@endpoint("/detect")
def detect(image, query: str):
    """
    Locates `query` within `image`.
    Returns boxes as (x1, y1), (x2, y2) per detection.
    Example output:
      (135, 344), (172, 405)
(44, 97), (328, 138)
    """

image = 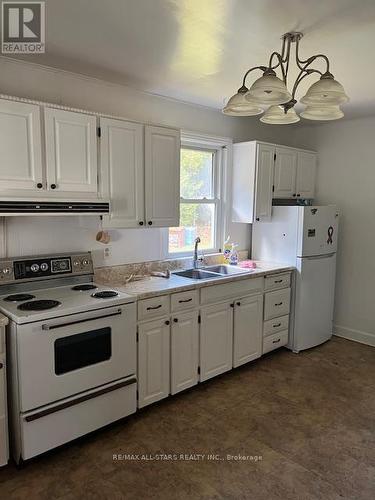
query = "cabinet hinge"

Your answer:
(272, 184), (275, 192)
(197, 366), (201, 375)
(274, 153), (276, 161)
(198, 315), (201, 324)
(97, 127), (101, 138)
(136, 331), (139, 342)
